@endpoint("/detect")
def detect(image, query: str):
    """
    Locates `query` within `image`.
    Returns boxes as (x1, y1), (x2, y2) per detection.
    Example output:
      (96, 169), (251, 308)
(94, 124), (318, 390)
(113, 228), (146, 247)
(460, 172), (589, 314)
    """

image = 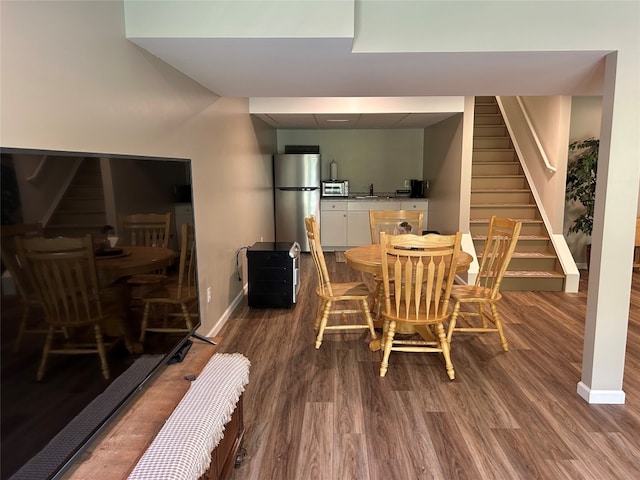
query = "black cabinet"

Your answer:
(247, 242), (300, 308)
